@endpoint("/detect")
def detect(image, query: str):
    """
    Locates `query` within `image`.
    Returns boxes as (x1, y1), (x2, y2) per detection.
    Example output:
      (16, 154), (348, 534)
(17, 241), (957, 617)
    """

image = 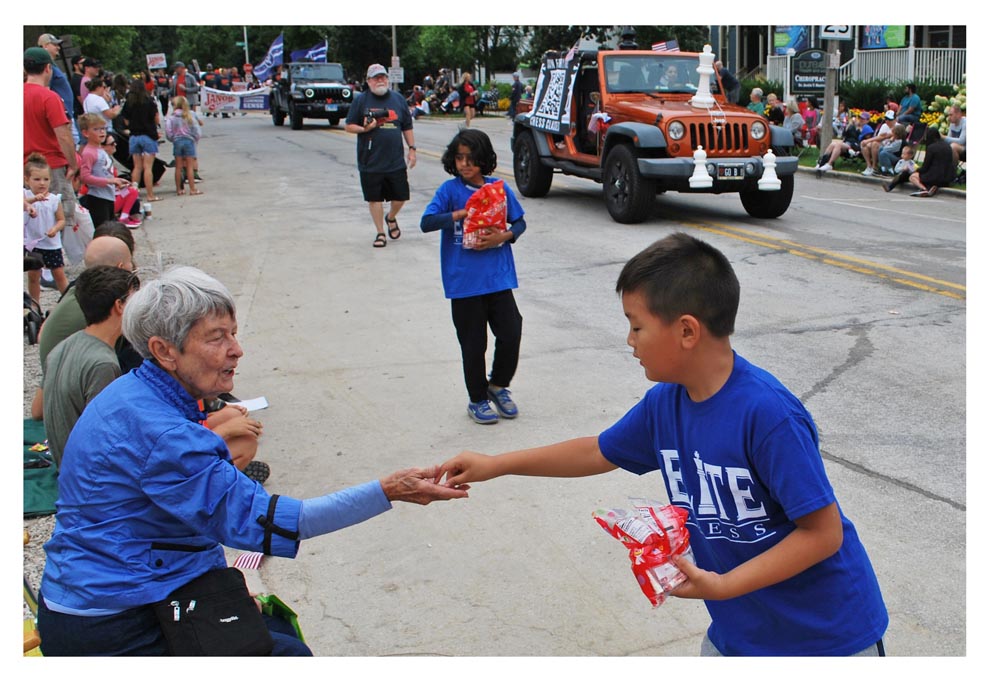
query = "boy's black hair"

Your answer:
(615, 232), (739, 337)
(441, 128), (497, 176)
(76, 265), (140, 326)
